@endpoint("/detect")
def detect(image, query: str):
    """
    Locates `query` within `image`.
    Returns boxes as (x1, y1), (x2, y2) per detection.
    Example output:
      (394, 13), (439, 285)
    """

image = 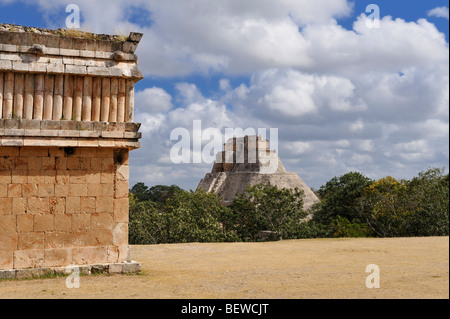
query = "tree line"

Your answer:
(128, 167), (449, 244)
